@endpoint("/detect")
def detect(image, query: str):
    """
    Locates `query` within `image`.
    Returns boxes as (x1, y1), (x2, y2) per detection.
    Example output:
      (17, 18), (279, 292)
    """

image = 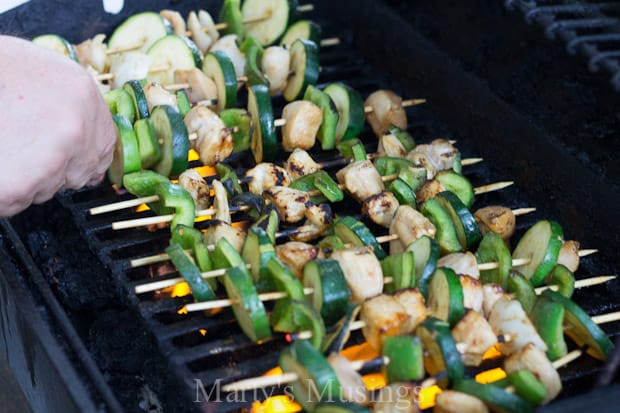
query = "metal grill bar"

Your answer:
(506, 0), (620, 90)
